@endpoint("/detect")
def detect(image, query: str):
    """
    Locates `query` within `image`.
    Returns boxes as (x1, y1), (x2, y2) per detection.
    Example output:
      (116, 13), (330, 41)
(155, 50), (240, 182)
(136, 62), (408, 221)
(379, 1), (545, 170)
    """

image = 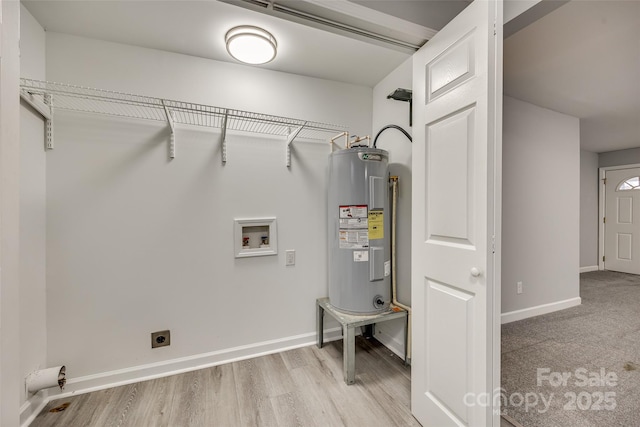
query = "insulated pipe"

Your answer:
(353, 135), (371, 148)
(330, 131), (349, 152)
(390, 176), (412, 362)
